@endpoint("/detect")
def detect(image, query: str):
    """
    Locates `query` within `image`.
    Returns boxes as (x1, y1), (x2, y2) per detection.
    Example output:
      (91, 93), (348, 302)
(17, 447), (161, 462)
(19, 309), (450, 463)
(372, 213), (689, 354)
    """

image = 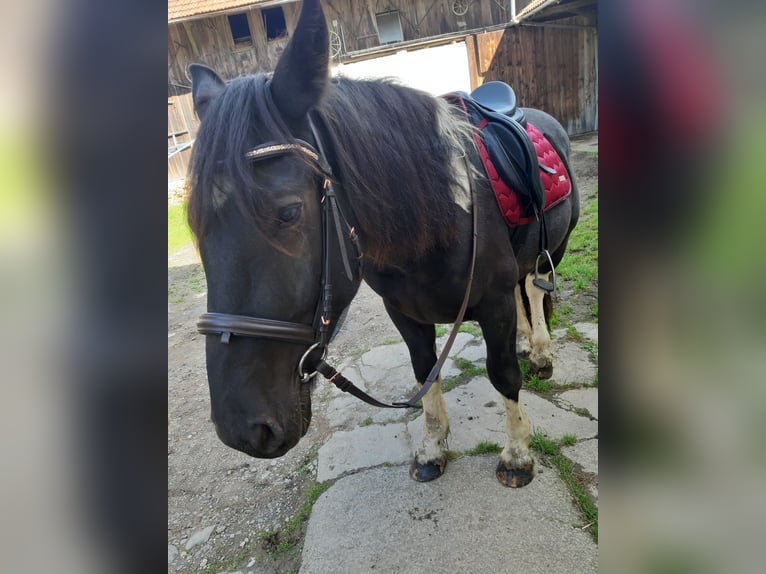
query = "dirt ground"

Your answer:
(167, 134), (597, 573)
